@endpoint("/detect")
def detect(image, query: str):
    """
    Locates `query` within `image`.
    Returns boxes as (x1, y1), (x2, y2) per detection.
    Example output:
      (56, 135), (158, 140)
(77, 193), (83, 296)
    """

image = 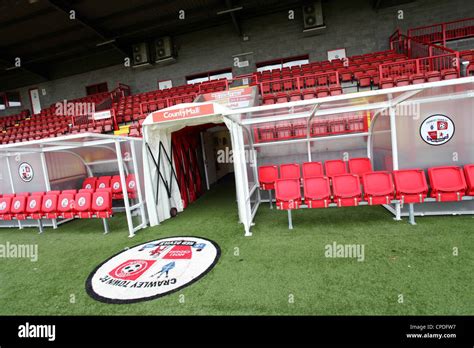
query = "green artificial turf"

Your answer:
(0, 177), (473, 315)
